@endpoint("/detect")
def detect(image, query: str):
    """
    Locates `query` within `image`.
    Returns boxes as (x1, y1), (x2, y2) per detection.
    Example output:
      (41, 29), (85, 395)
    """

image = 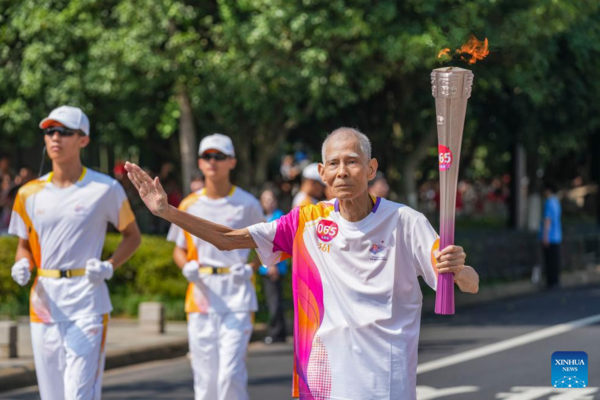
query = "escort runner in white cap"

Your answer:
(125, 127), (479, 400)
(292, 162), (325, 207)
(9, 105), (141, 400)
(166, 133), (264, 400)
